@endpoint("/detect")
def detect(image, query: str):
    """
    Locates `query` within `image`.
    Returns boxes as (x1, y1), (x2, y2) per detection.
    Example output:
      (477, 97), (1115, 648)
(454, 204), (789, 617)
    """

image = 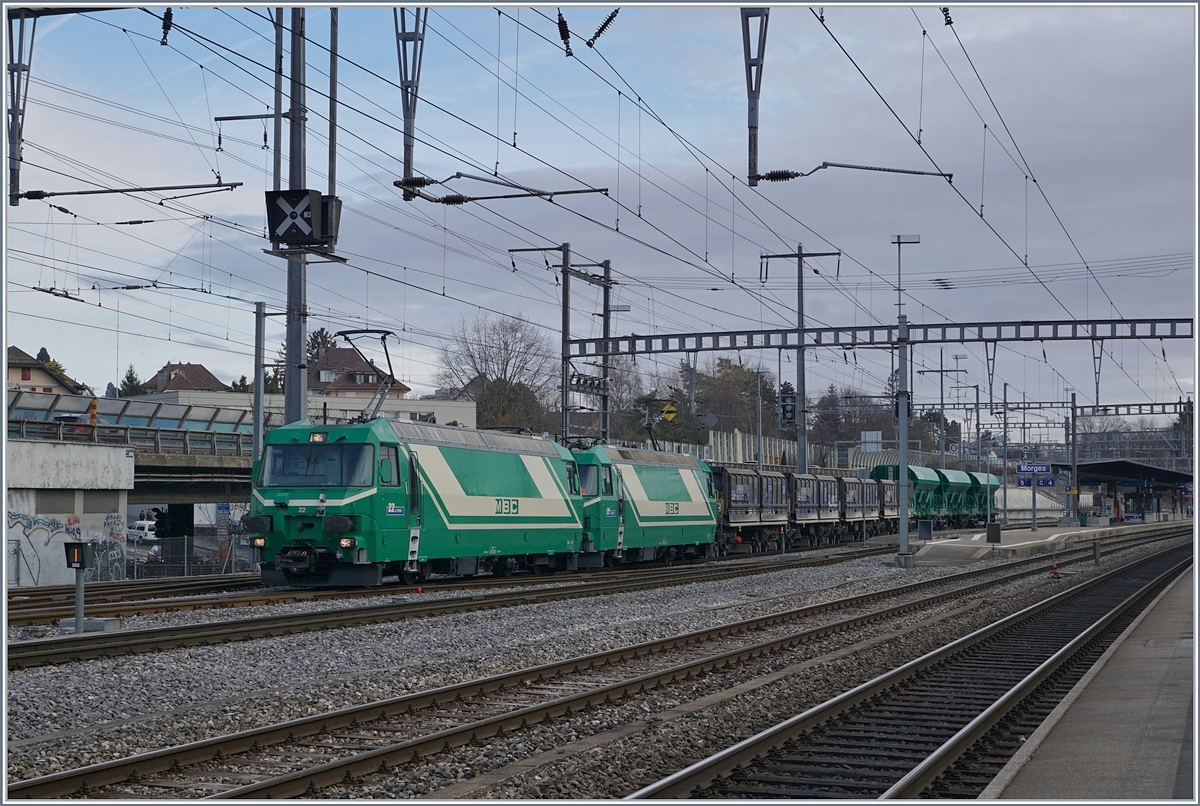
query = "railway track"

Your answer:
(6, 542), (879, 627)
(7, 521), (1130, 627)
(6, 546), (897, 668)
(8, 531), (1188, 799)
(10, 525), (1181, 668)
(628, 543), (1191, 799)
(7, 574), (260, 611)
